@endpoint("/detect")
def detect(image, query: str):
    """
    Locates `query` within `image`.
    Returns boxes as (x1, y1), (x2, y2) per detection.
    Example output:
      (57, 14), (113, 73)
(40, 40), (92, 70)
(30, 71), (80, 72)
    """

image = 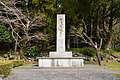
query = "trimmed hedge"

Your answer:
(0, 60), (24, 78)
(0, 63), (12, 78)
(9, 60), (24, 68)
